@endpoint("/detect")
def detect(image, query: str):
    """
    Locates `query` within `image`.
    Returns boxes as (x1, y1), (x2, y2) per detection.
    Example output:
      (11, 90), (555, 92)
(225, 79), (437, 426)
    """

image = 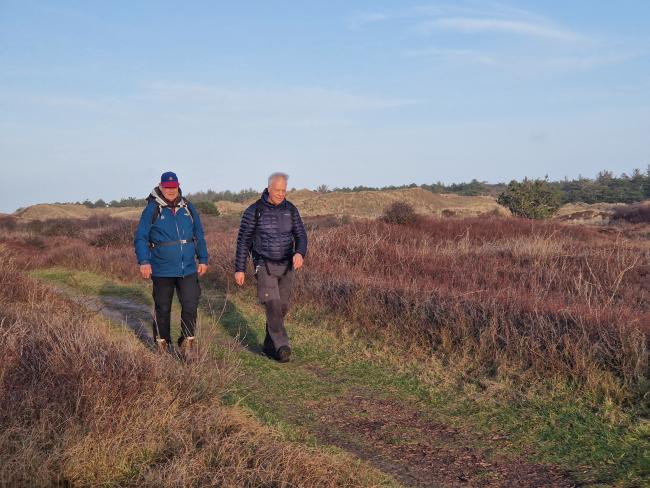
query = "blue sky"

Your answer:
(1, 1), (649, 212)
